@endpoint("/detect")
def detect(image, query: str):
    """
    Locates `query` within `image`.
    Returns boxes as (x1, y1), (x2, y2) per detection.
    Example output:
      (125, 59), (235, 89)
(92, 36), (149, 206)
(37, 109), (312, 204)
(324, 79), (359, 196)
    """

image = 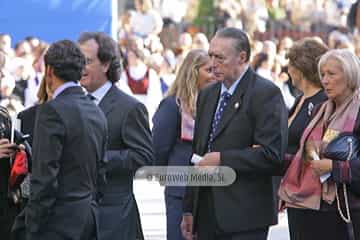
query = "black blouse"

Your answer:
(287, 90), (328, 155)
